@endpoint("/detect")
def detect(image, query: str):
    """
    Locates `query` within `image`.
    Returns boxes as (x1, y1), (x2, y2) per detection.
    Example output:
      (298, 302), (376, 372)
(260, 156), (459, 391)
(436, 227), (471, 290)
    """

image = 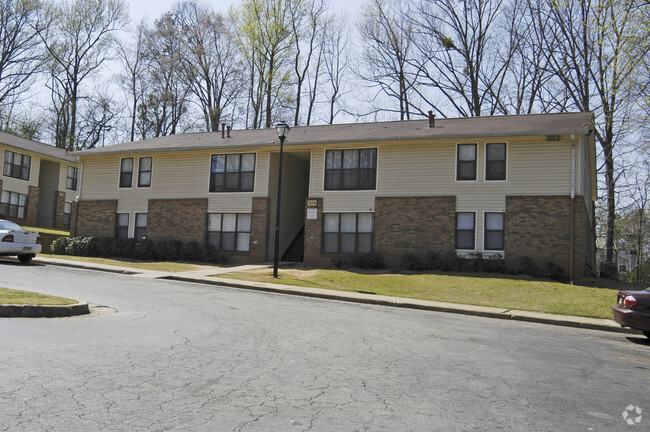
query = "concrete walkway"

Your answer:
(1, 256), (635, 335)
